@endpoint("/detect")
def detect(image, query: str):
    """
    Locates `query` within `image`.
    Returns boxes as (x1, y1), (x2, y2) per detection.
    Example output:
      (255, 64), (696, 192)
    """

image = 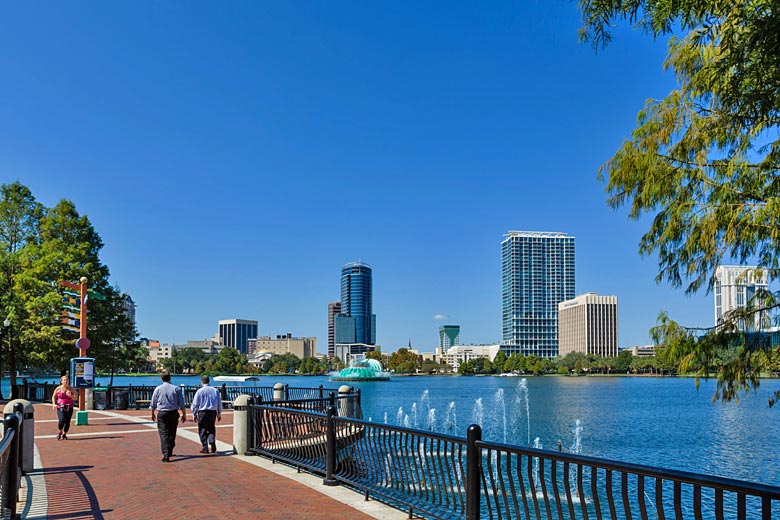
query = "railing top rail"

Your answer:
(476, 438), (780, 499)
(0, 427), (15, 459)
(253, 404), (328, 419)
(333, 415), (467, 445)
